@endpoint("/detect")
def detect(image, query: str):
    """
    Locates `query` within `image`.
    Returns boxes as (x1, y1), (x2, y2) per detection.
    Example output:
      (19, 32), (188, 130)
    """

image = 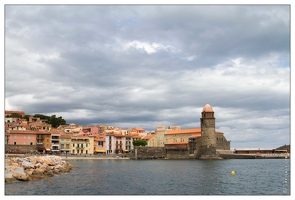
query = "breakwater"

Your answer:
(5, 155), (74, 183)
